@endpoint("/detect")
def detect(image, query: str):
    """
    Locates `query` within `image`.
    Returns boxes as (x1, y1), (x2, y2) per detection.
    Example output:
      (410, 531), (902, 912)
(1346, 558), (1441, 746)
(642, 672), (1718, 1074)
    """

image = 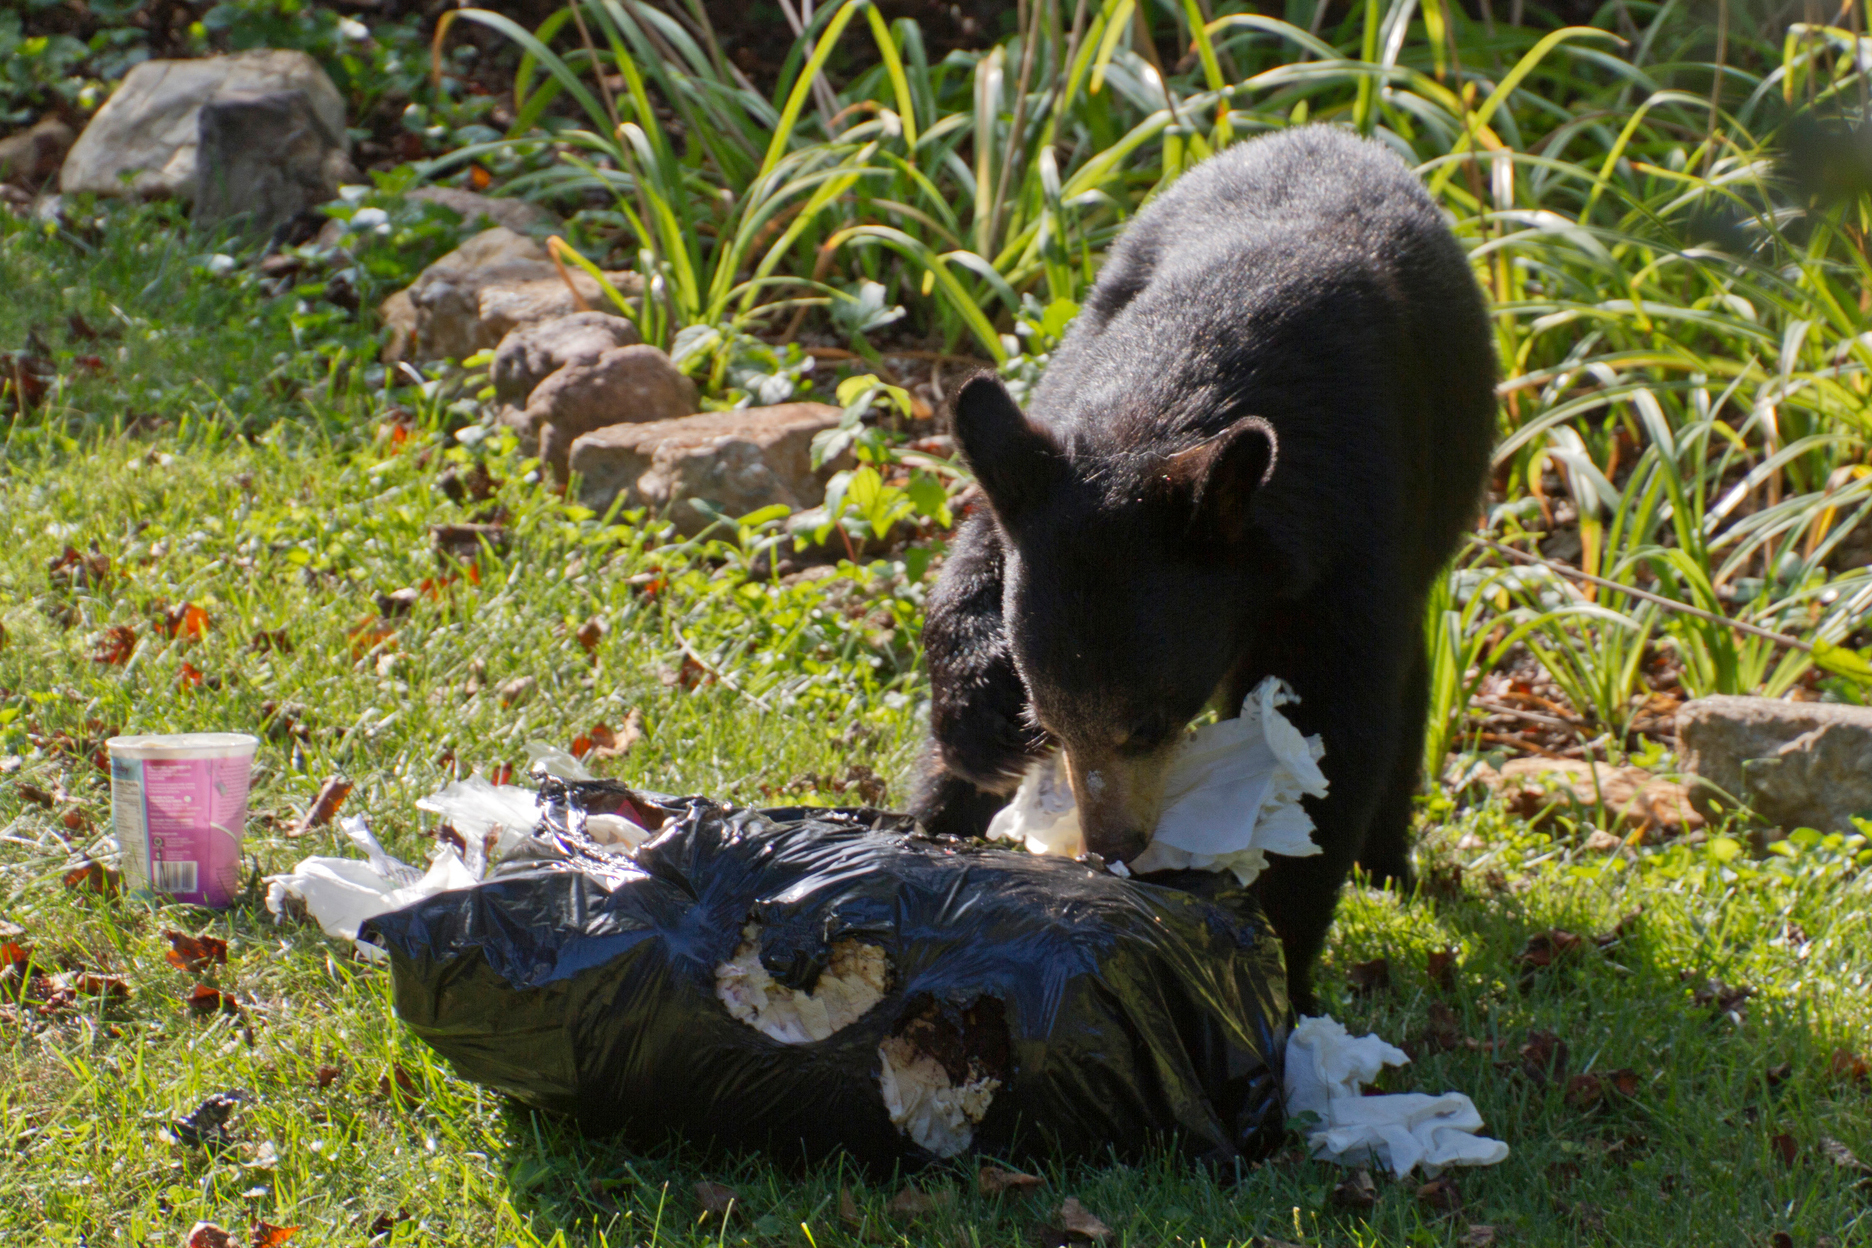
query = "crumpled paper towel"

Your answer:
(986, 676), (1327, 885)
(1285, 1014), (1510, 1178)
